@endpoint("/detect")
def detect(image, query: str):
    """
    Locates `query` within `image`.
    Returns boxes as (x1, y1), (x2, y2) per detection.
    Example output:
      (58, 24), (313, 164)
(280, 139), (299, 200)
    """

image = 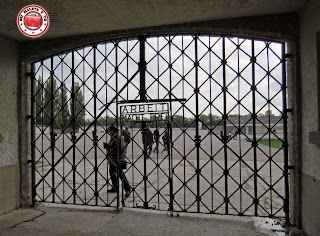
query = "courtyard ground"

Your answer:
(0, 204), (301, 236)
(34, 129), (286, 217)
